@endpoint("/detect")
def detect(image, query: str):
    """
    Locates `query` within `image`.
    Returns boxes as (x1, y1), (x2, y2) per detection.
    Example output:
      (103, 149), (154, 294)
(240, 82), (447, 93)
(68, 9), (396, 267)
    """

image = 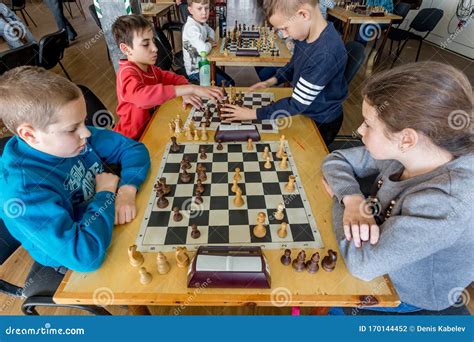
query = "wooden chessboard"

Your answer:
(135, 140), (324, 252)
